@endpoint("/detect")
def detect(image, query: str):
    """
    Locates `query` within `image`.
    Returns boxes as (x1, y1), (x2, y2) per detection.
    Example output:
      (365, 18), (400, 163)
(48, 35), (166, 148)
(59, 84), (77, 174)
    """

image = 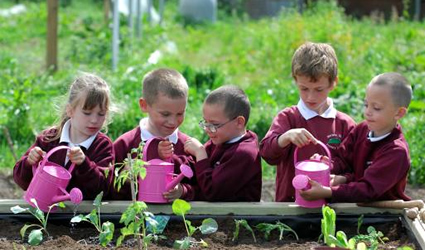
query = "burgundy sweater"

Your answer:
(13, 129), (114, 199)
(331, 122), (411, 202)
(195, 130), (262, 201)
(111, 126), (196, 200)
(260, 106), (355, 202)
